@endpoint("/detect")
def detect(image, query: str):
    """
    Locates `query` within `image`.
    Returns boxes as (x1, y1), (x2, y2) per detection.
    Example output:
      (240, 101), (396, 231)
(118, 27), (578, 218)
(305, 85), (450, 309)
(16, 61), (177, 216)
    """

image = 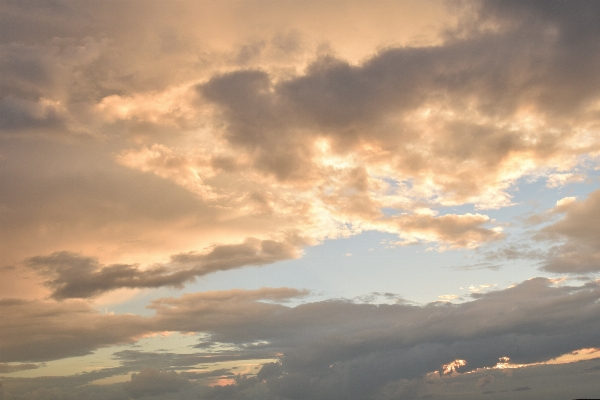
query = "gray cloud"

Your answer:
(0, 96), (66, 133)
(0, 363), (38, 374)
(2, 280), (600, 398)
(485, 243), (545, 262)
(476, 374), (494, 387)
(146, 279), (600, 400)
(5, 359), (600, 400)
(112, 349), (277, 372)
(123, 368), (189, 398)
(0, 298), (150, 363)
(27, 238), (302, 299)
